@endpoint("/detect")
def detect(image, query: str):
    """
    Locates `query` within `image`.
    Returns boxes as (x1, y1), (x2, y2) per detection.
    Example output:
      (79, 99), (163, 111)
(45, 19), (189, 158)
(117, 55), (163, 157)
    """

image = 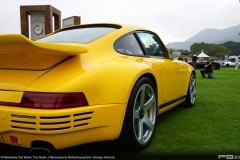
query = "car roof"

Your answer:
(53, 23), (151, 35)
